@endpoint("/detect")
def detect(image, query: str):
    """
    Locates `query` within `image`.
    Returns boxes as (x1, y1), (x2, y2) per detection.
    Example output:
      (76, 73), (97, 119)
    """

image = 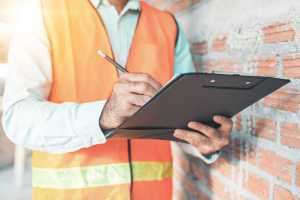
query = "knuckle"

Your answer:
(113, 83), (122, 92)
(129, 82), (137, 91)
(125, 95), (134, 104)
(222, 138), (230, 146)
(144, 74), (155, 84)
(140, 83), (149, 92)
(213, 143), (222, 151)
(214, 138), (228, 150)
(201, 145), (213, 155)
(207, 129), (217, 137)
(205, 126), (213, 133)
(208, 128), (216, 135)
(136, 95), (145, 105)
(129, 82), (136, 90)
(119, 73), (129, 80)
(128, 105), (137, 113)
(143, 95), (151, 103)
(194, 140), (203, 149)
(174, 129), (181, 135)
